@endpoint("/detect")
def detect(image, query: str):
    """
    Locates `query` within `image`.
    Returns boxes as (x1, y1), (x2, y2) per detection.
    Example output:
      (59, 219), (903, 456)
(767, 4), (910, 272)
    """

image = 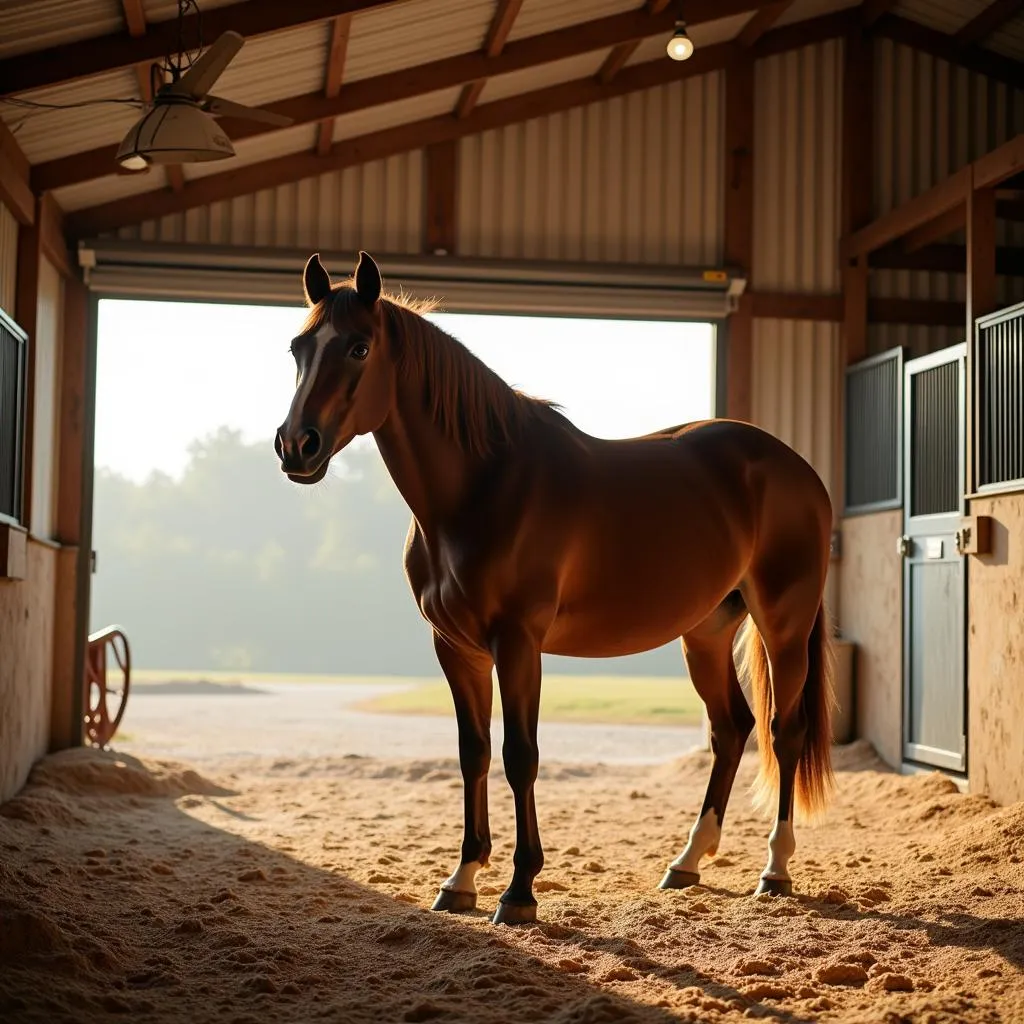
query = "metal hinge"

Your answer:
(896, 534), (911, 558)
